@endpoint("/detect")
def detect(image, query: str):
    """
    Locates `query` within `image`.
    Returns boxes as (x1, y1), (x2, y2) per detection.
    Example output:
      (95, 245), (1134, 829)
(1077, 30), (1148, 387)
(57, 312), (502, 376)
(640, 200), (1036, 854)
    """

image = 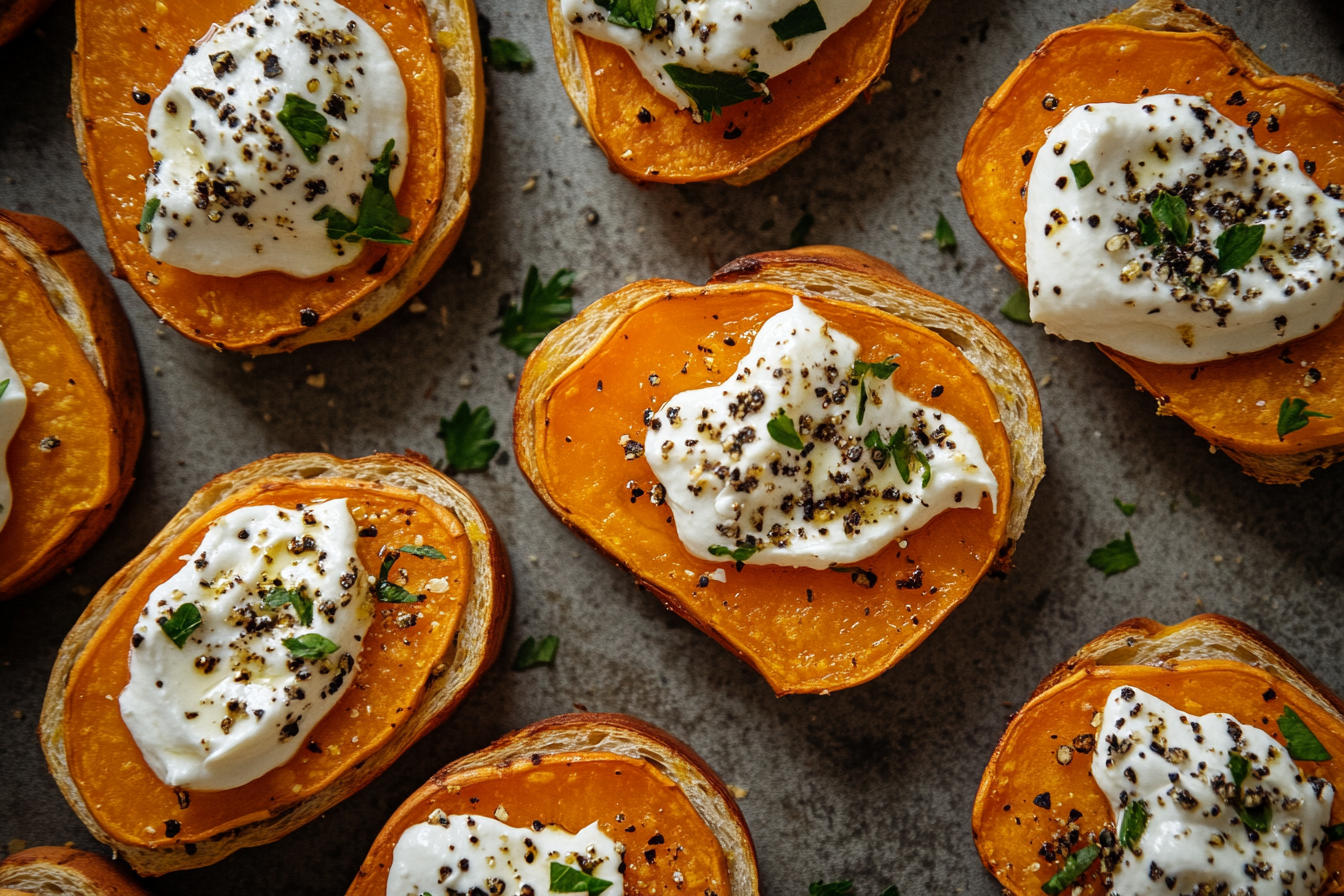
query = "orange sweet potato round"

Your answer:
(548, 0), (930, 185)
(72, 0), (484, 353)
(0, 210), (143, 601)
(957, 0), (1344, 483)
(973, 615), (1344, 895)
